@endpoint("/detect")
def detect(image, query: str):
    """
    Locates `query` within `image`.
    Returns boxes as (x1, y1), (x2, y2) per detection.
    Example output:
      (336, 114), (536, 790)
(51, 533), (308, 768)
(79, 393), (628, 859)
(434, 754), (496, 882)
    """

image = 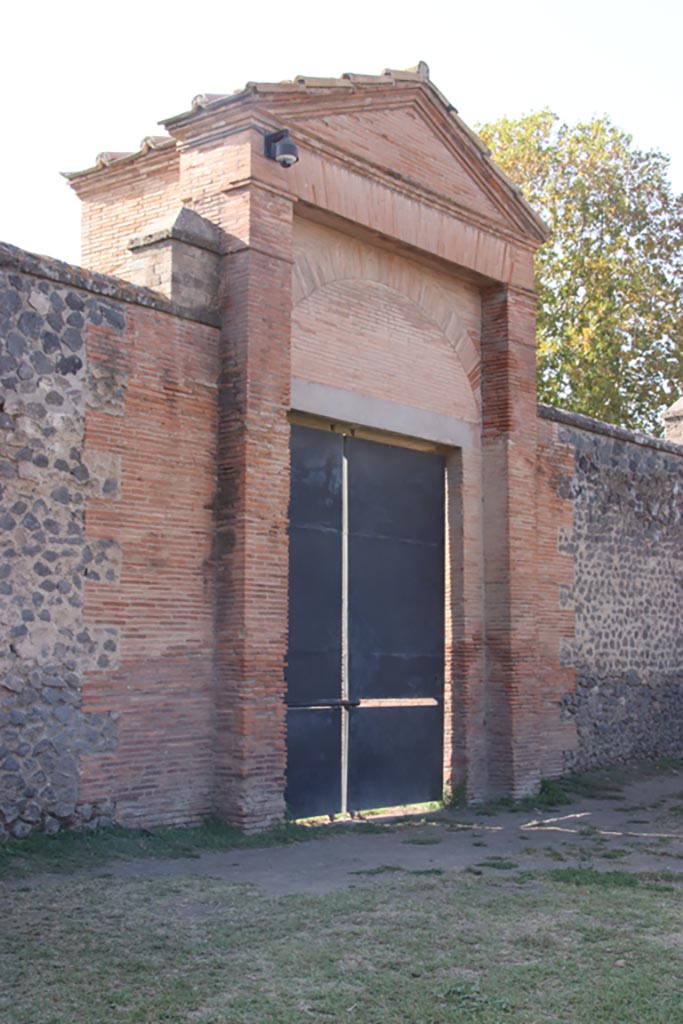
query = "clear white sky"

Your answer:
(3, 0), (682, 266)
